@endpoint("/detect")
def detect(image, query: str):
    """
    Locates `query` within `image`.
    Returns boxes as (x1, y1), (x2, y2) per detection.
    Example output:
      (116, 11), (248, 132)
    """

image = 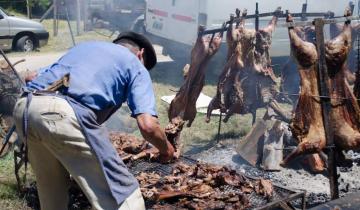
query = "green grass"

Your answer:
(0, 153), (34, 210)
